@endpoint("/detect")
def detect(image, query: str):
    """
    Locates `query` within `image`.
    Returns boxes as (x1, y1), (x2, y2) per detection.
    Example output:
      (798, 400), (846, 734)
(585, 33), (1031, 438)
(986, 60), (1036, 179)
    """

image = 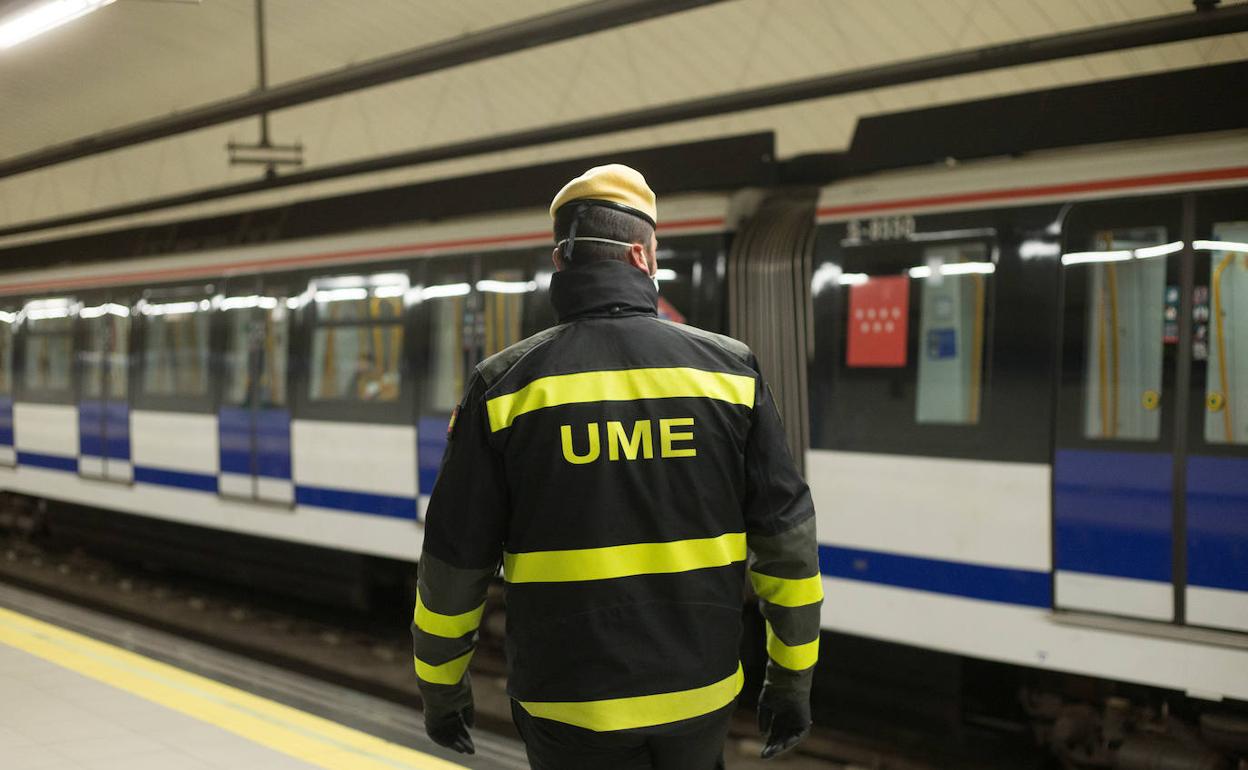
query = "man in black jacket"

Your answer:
(412, 164), (823, 769)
